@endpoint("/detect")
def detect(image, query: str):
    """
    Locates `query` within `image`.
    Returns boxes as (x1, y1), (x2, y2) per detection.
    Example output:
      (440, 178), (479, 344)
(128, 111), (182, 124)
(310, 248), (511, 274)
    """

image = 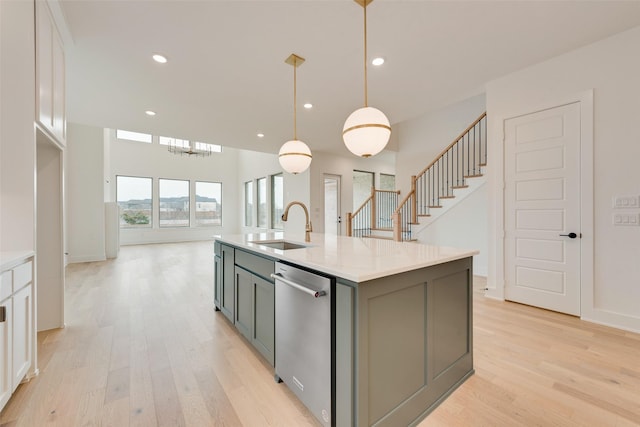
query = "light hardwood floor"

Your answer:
(1, 241), (639, 426)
